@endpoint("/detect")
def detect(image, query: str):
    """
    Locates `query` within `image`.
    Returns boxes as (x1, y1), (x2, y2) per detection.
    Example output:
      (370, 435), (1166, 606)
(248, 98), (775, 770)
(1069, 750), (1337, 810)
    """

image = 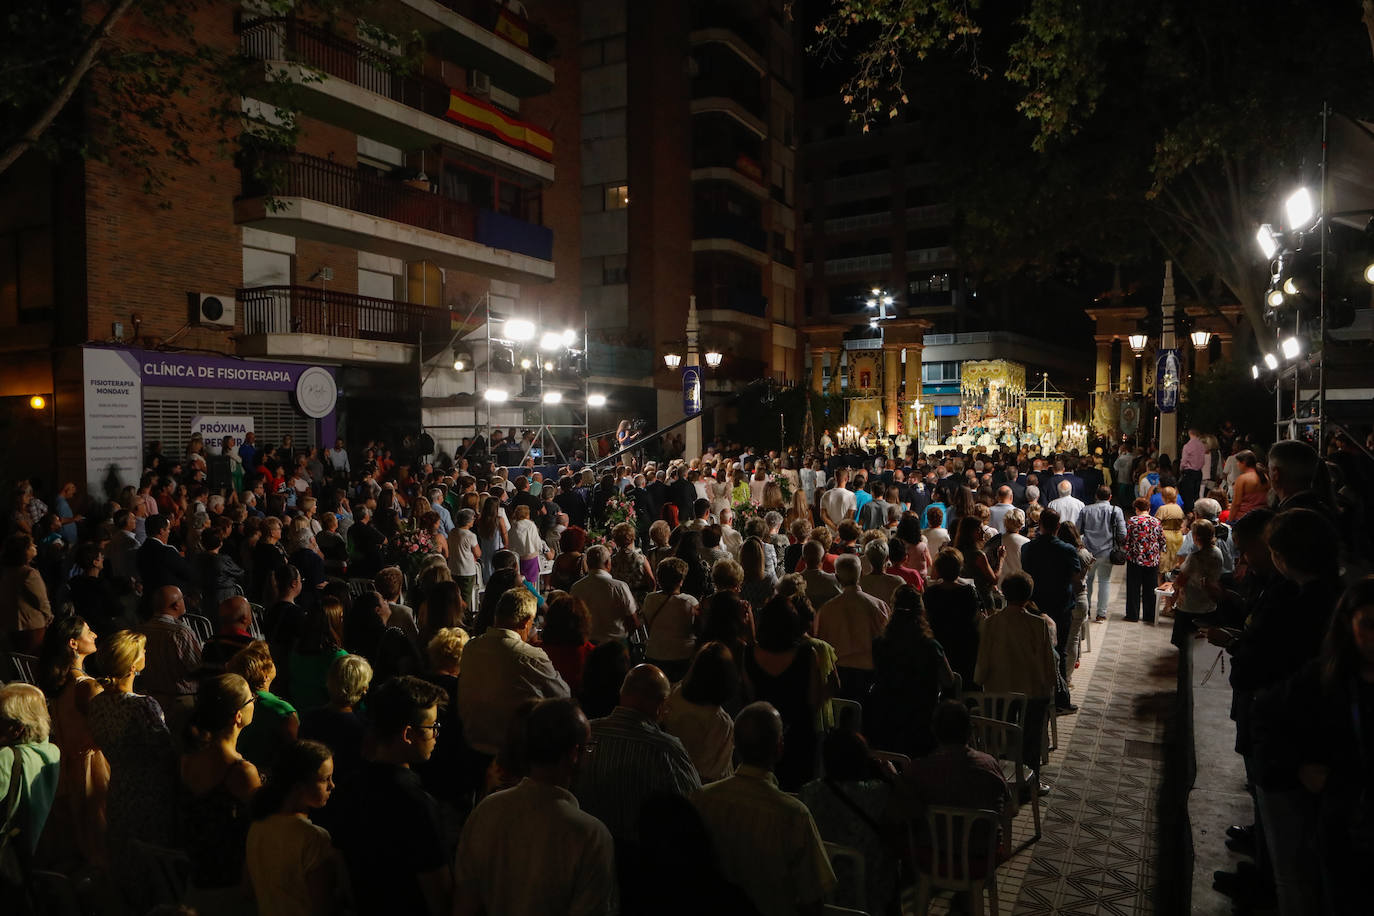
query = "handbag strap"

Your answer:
(2, 748), (26, 831)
